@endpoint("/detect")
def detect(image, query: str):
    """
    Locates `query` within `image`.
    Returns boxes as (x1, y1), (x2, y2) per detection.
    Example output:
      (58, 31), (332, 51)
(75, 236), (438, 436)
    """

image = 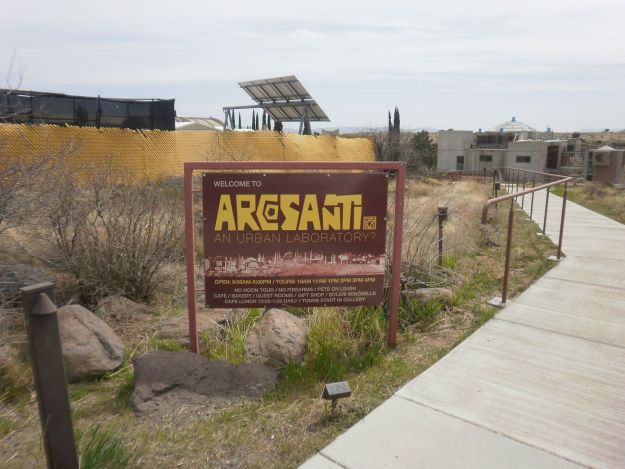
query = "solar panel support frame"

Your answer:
(222, 100), (321, 134)
(222, 76), (329, 134)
